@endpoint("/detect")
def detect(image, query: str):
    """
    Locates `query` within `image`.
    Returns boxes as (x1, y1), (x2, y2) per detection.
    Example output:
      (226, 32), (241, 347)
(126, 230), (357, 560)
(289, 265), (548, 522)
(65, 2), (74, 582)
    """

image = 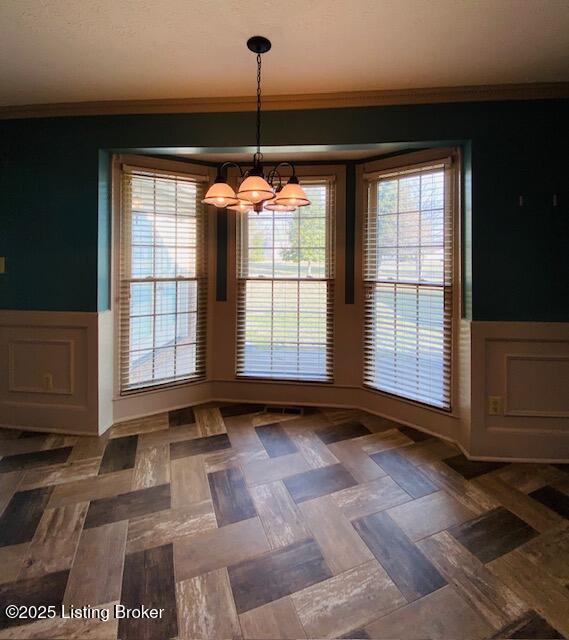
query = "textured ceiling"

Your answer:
(1, 0), (569, 107)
